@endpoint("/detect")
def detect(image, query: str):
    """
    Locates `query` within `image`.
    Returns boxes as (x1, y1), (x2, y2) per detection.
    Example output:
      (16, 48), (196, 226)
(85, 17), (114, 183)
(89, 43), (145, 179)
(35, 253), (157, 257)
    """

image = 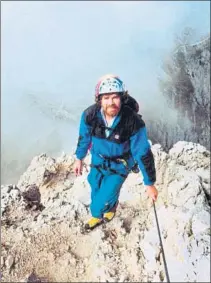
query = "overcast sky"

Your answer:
(1, 1), (210, 174)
